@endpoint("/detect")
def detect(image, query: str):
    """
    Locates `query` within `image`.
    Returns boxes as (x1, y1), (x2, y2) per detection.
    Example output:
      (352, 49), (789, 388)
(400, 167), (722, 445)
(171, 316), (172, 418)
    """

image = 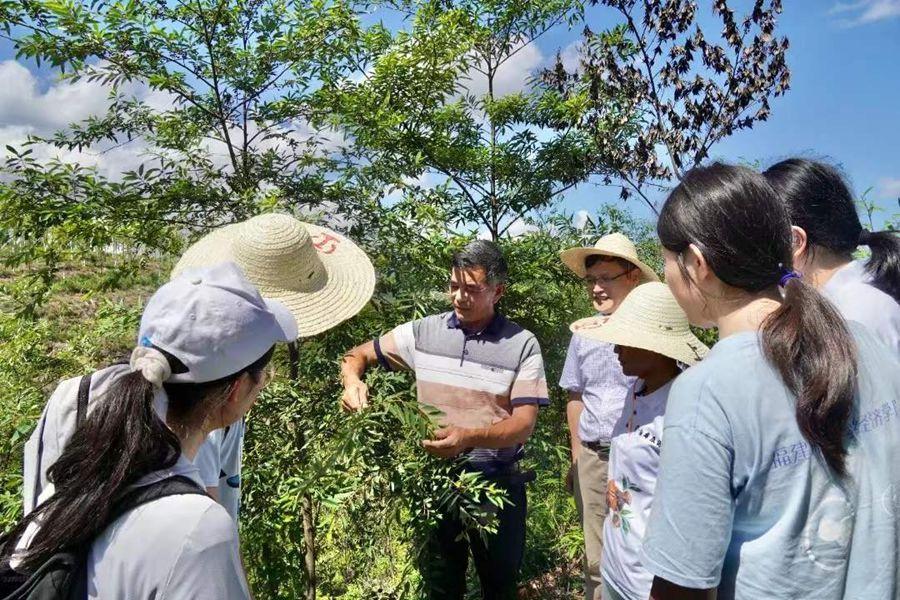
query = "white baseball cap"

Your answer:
(138, 262), (299, 383)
